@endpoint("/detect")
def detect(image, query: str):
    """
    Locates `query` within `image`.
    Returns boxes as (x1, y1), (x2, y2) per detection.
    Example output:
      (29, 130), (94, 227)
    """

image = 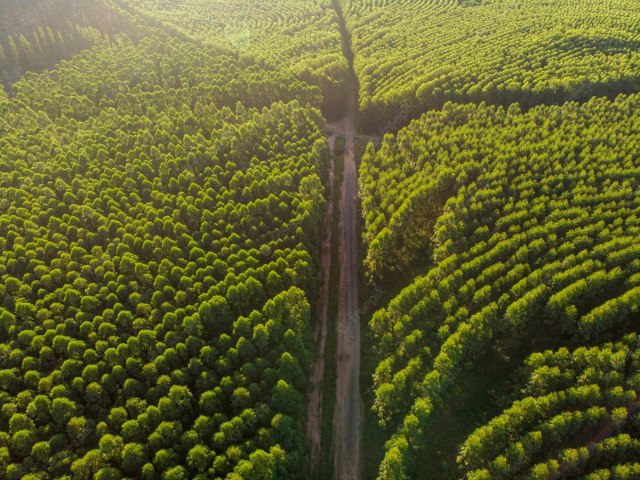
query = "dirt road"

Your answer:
(332, 70), (361, 480)
(306, 132), (336, 471)
(329, 0), (362, 477)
